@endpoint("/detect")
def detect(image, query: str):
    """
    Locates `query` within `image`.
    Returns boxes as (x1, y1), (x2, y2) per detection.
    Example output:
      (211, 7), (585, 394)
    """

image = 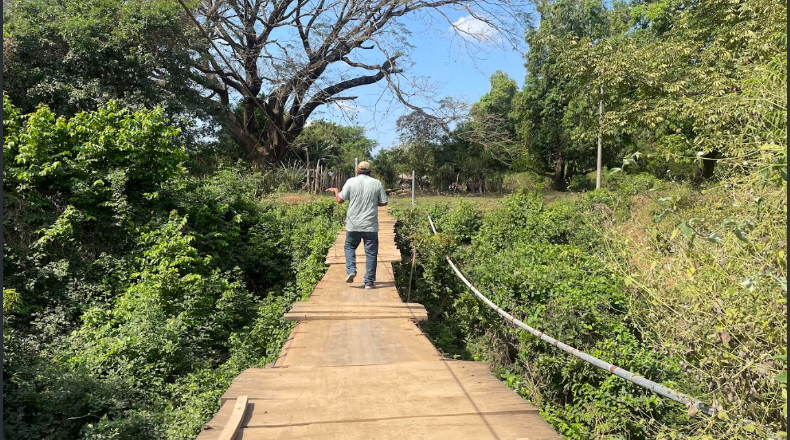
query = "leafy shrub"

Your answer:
(502, 171), (551, 192)
(262, 162), (307, 192)
(392, 193), (696, 439)
(604, 171), (663, 195)
(597, 177), (787, 437)
(393, 179), (787, 438)
(568, 173), (595, 192)
(2, 97), (344, 439)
